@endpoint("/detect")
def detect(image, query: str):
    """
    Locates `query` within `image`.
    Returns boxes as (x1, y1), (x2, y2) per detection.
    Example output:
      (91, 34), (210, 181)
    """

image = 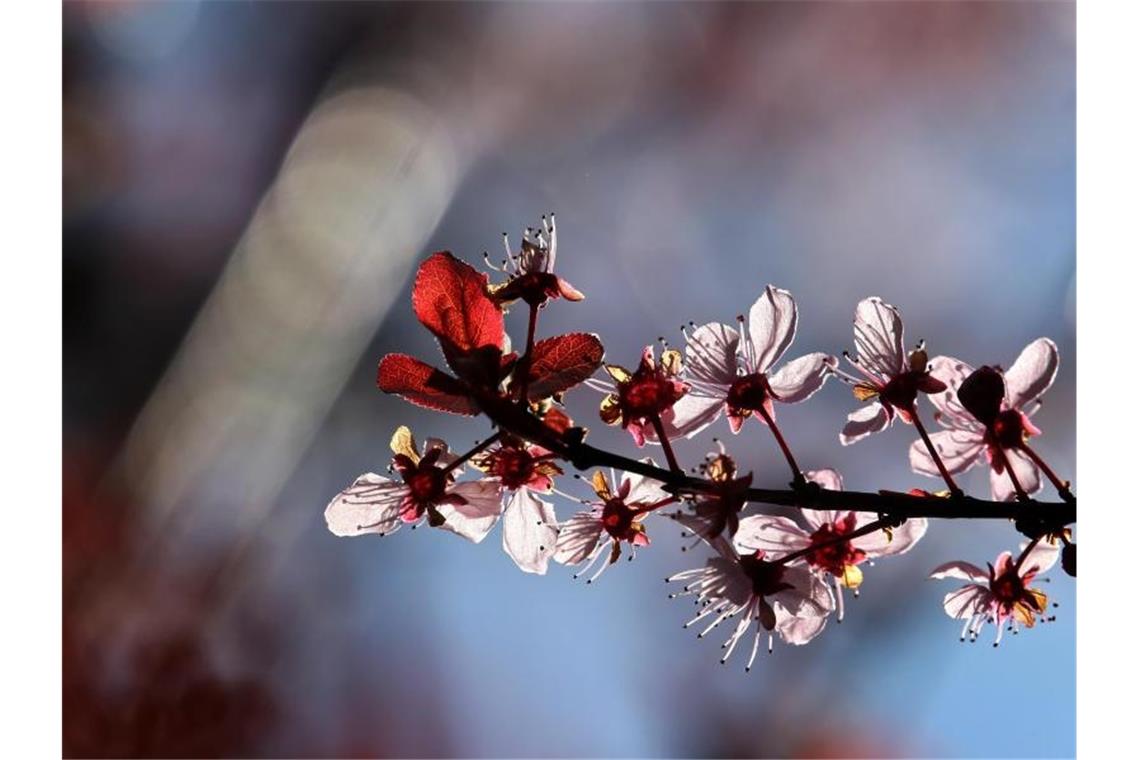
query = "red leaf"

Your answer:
(376, 354), (479, 415)
(412, 252), (504, 355)
(524, 333), (605, 401)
